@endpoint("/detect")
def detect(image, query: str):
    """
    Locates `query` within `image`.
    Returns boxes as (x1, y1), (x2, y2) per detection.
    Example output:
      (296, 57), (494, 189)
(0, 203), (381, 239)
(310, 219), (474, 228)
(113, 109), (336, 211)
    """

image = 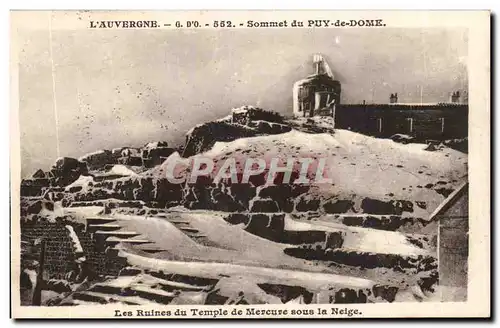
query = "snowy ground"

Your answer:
(28, 124), (464, 305)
